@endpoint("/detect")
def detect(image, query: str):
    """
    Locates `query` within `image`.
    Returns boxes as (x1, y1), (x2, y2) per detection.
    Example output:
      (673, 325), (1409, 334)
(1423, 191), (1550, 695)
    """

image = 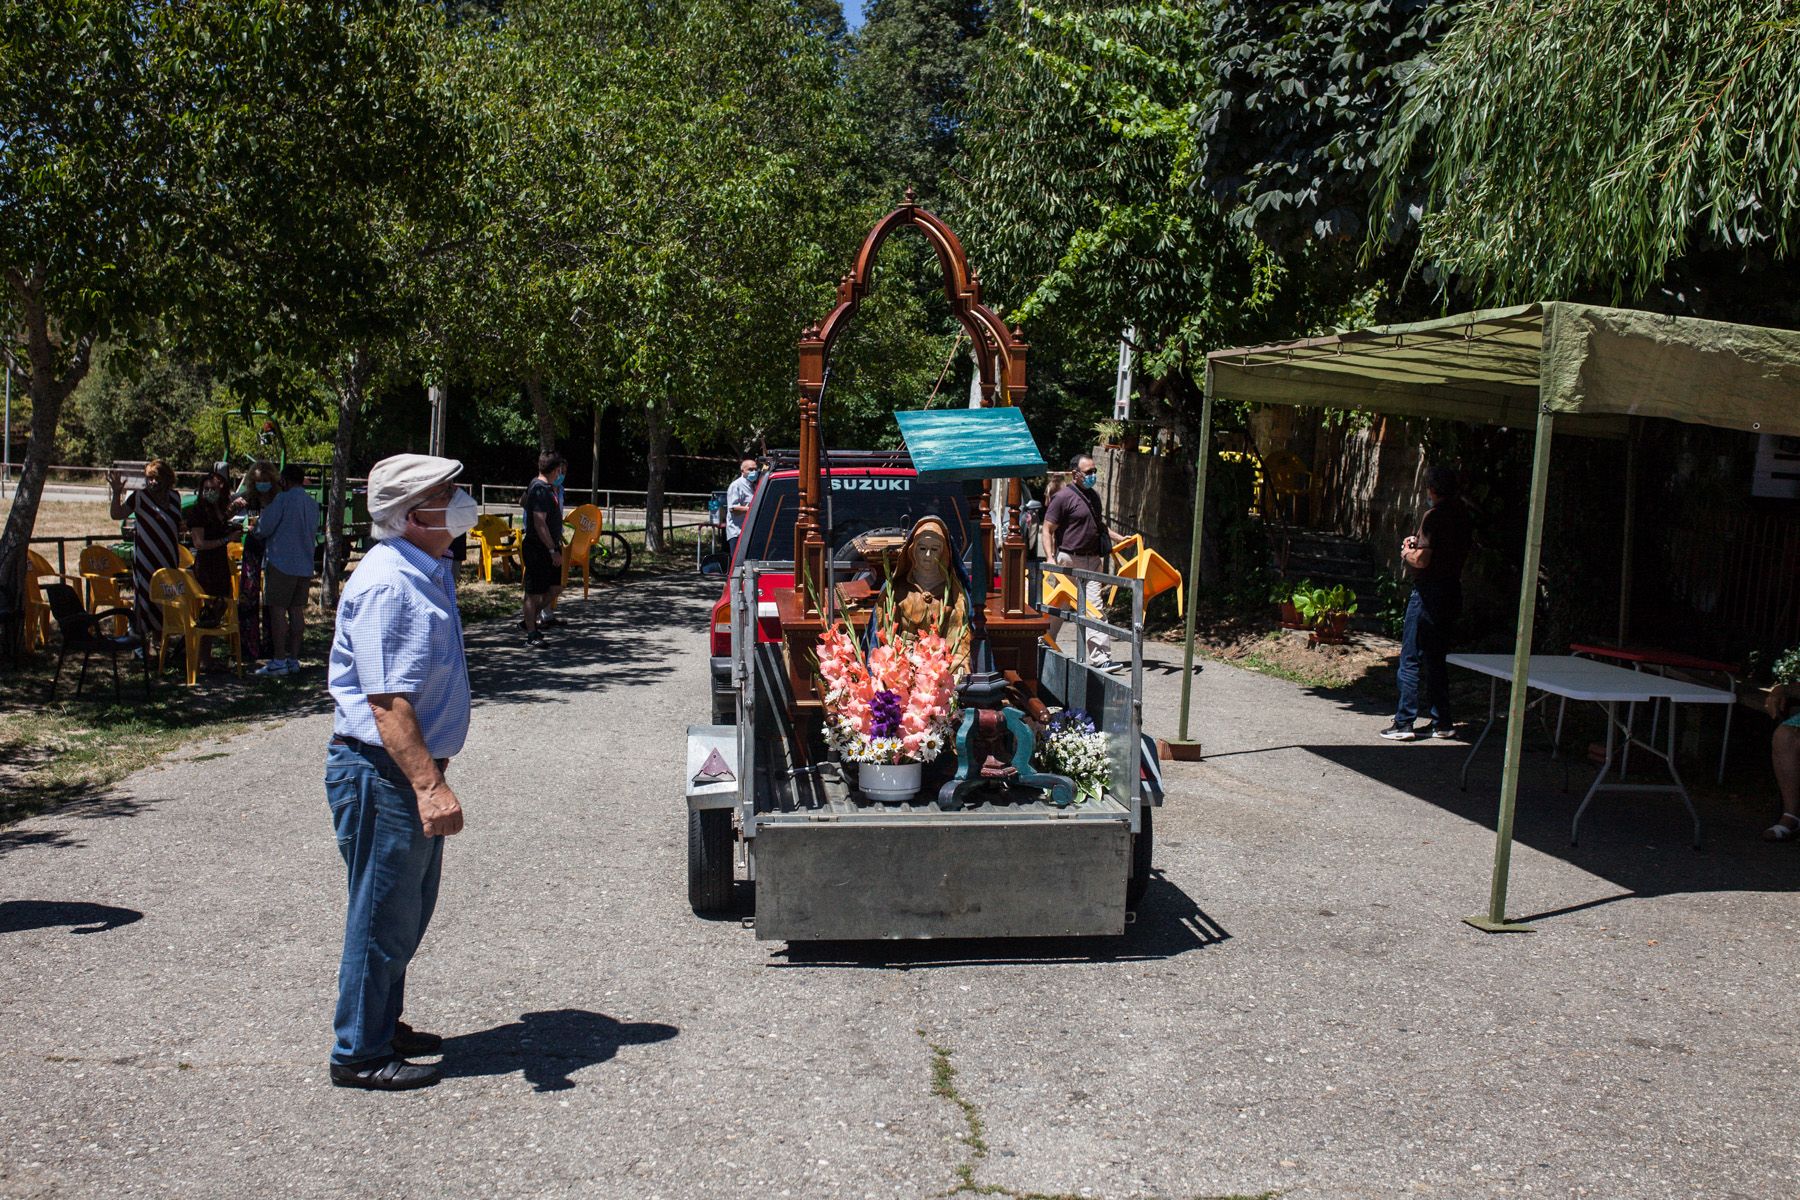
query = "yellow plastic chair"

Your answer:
(472, 514), (522, 583)
(1106, 535), (1185, 617)
(561, 504), (604, 598)
(178, 544), (195, 568)
(24, 550), (79, 651)
(148, 567), (241, 685)
(79, 545), (132, 635)
(1262, 449), (1313, 524)
(1039, 566), (1105, 656)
